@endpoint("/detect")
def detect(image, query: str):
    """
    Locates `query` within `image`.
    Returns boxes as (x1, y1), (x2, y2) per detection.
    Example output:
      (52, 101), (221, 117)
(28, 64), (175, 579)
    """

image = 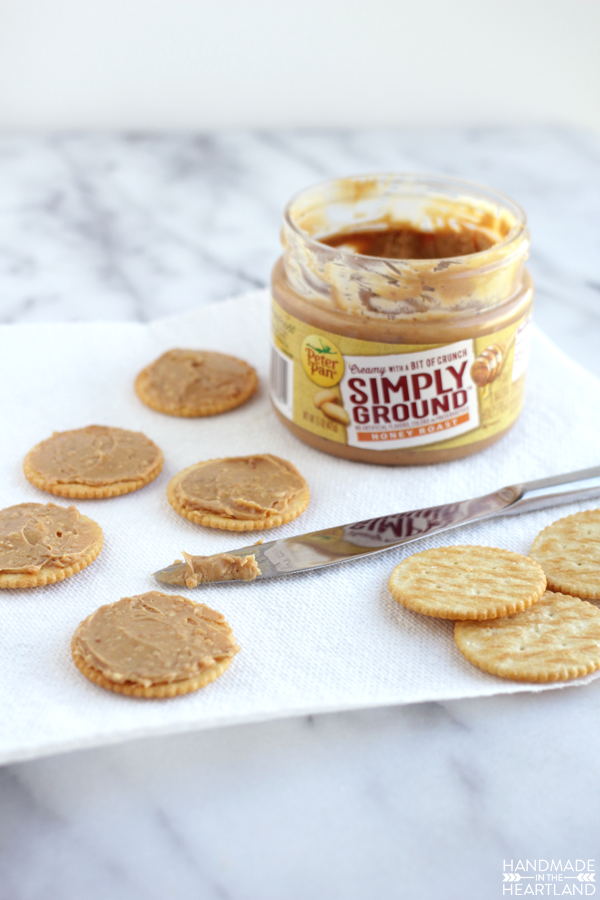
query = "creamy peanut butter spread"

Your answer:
(323, 224), (495, 260)
(26, 425), (161, 486)
(175, 551), (260, 587)
(73, 591), (239, 687)
(140, 349), (255, 408)
(173, 455), (307, 521)
(0, 503), (100, 574)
